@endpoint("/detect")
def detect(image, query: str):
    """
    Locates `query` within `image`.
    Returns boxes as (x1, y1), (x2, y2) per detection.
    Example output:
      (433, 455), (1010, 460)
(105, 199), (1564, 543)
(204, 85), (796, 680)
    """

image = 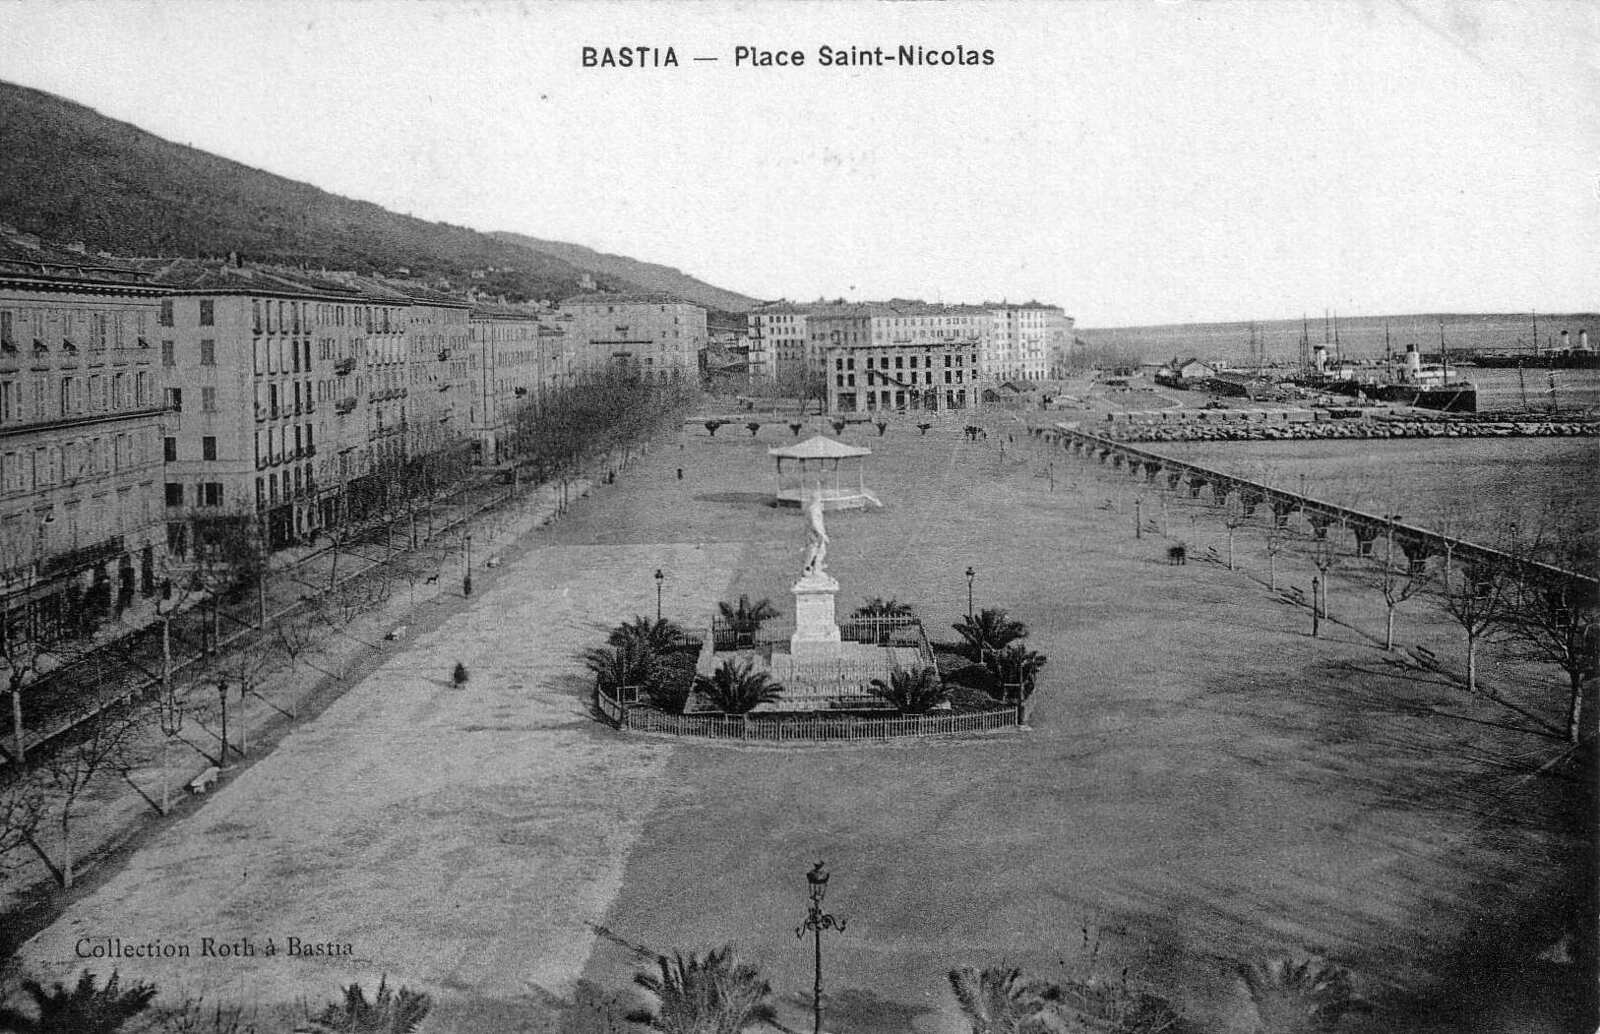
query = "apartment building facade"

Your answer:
(468, 304), (547, 465)
(0, 235), (168, 643)
(560, 293), (707, 380)
(145, 261), (382, 550)
(824, 338), (981, 414)
(984, 303), (1071, 382)
(746, 304), (815, 381)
